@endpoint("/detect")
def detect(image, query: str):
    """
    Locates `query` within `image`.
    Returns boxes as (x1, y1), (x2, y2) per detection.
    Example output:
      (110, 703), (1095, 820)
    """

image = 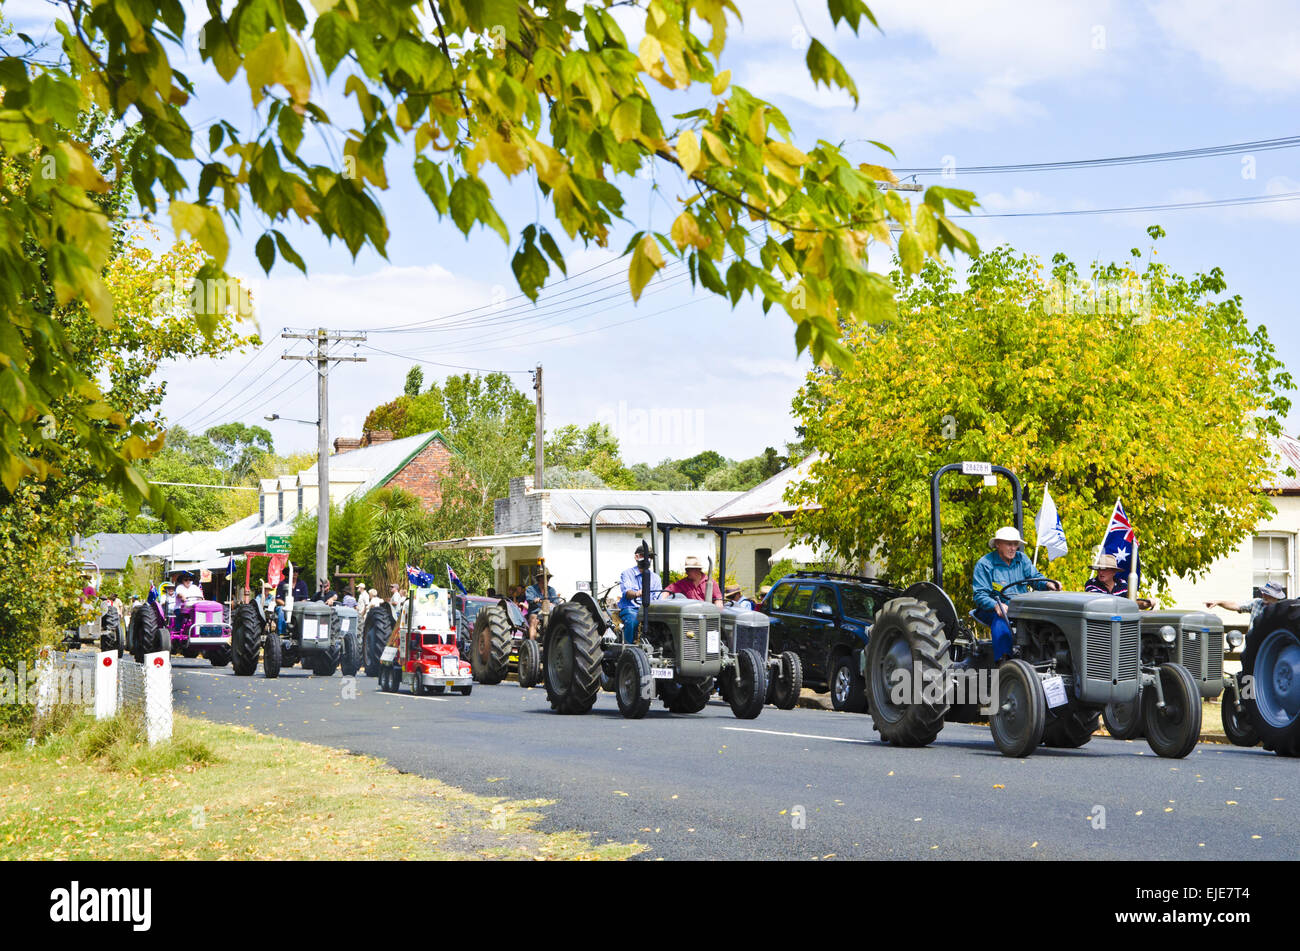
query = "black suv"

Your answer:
(760, 571), (902, 712)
